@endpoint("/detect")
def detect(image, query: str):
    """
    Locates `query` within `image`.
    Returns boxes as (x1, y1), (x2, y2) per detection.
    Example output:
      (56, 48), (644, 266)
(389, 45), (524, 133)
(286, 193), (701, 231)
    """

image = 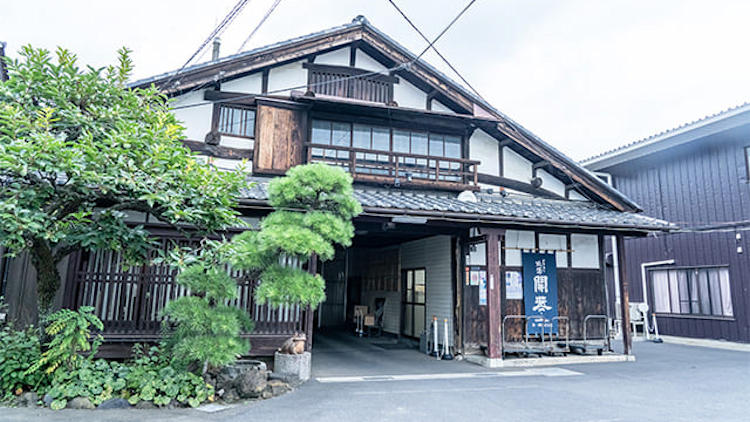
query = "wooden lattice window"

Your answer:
(304, 63), (398, 104)
(217, 104), (255, 139)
